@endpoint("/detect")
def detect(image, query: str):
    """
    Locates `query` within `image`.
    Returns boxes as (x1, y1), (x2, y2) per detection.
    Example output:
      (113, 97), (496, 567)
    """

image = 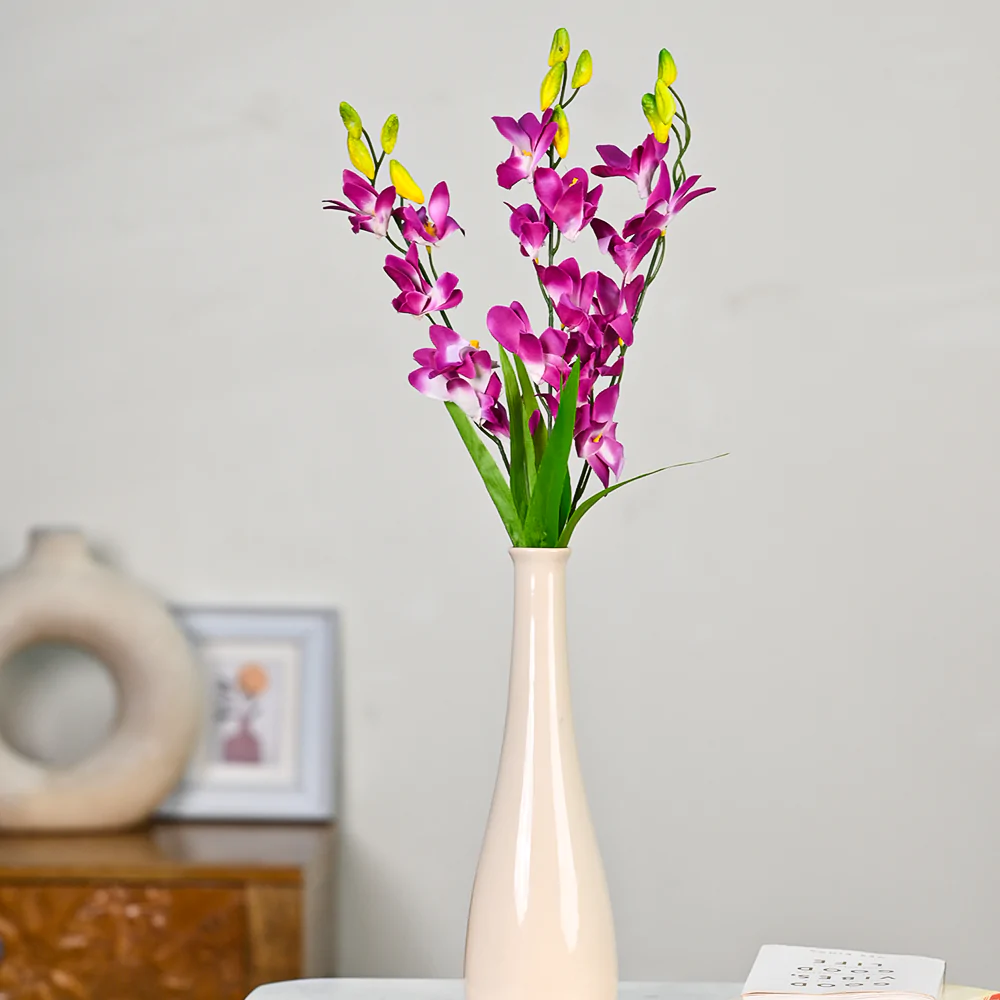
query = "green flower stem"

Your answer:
(362, 128), (382, 180)
(568, 462), (592, 517)
(536, 271), (554, 314)
(670, 124), (688, 184)
(631, 234), (666, 324)
(558, 70), (568, 107)
(608, 234), (666, 392)
(422, 247), (455, 329)
(562, 87), (581, 108)
(669, 87), (693, 186)
(386, 233), (407, 254)
(670, 86), (690, 131)
(480, 426), (511, 473)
